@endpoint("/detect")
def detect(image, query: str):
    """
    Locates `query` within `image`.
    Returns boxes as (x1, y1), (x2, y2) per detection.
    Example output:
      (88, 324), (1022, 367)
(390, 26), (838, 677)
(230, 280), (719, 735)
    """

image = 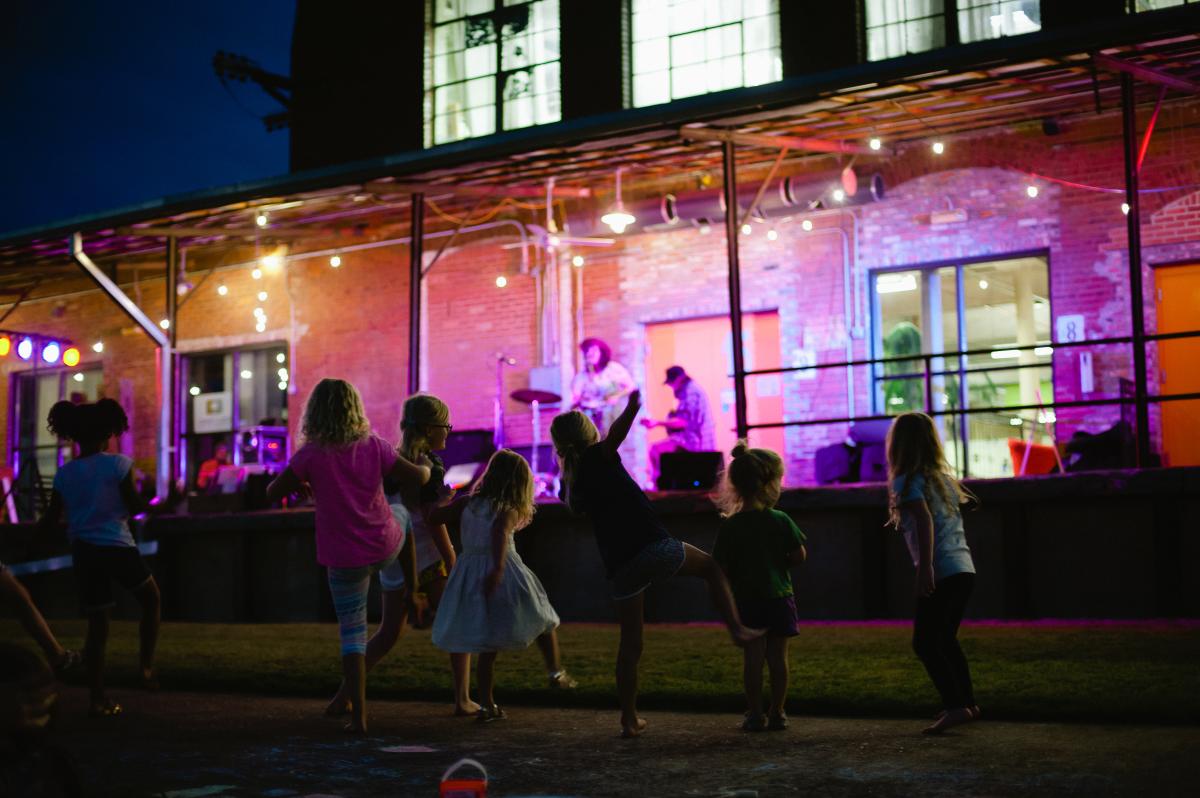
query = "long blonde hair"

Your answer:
(550, 410), (599, 512)
(302, 378), (371, 446)
(399, 394), (450, 460)
(715, 440), (784, 517)
(472, 449), (536, 529)
(885, 412), (974, 527)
